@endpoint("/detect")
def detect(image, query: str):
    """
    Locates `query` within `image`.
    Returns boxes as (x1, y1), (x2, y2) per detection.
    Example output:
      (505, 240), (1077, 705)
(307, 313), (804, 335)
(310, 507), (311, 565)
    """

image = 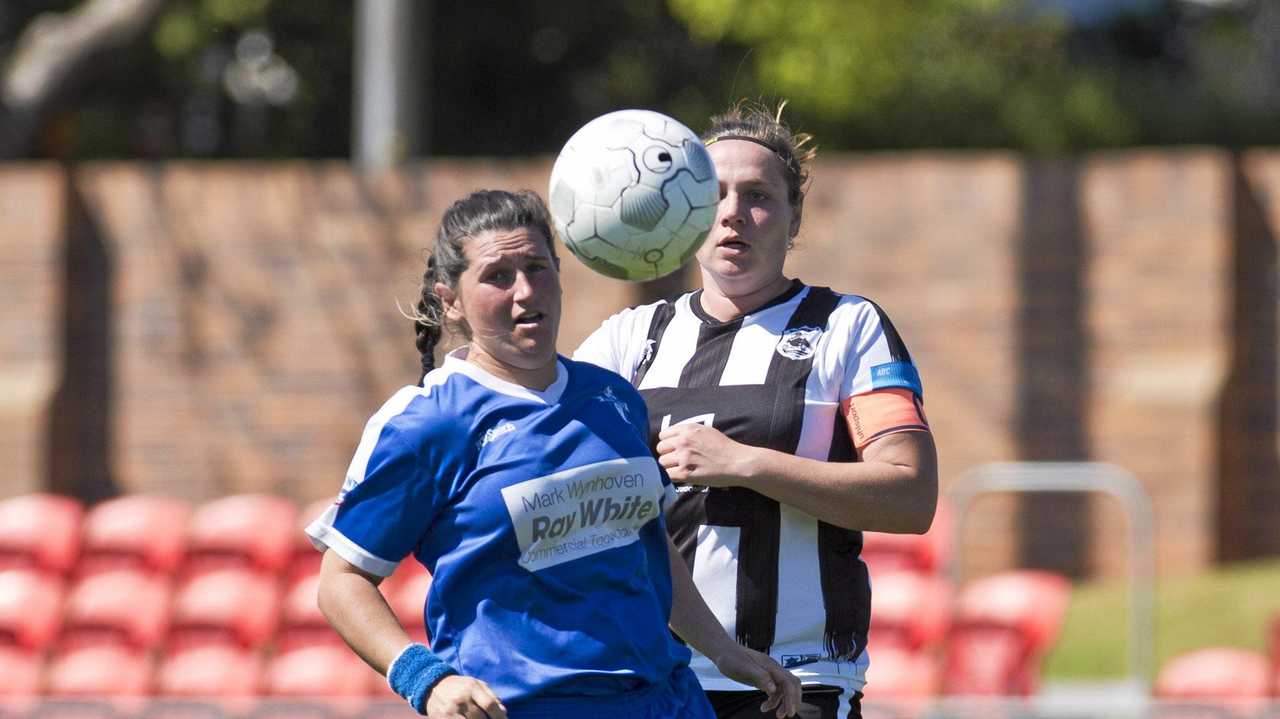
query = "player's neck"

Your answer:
(463, 347), (558, 391)
(698, 273), (794, 322)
